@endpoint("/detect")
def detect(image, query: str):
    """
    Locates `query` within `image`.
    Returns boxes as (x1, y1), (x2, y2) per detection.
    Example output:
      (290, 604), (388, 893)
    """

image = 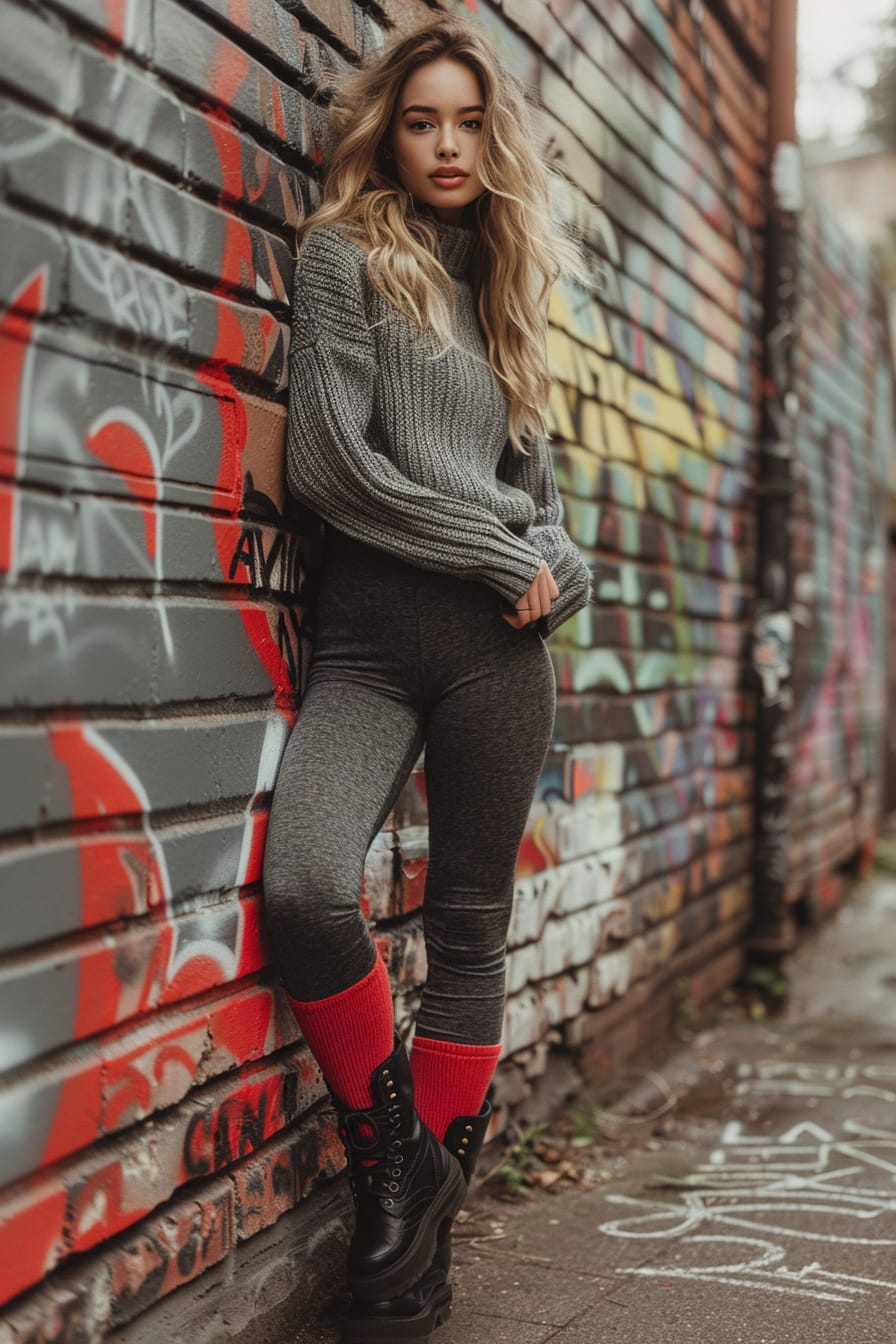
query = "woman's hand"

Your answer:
(502, 560), (559, 628)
